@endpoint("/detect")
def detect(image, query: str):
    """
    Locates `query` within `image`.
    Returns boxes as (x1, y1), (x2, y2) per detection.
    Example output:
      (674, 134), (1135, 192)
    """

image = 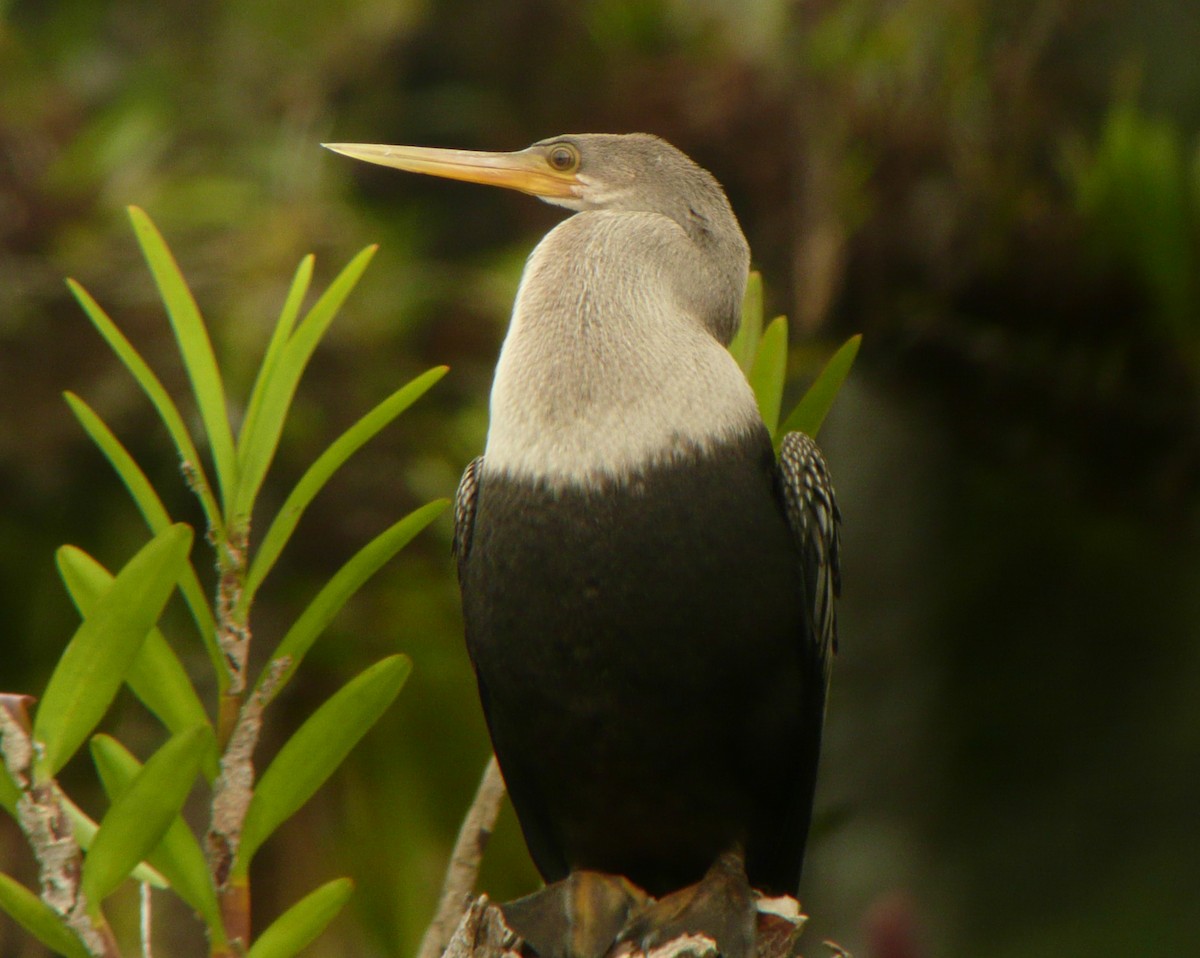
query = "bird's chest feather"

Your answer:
(461, 432), (805, 708)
